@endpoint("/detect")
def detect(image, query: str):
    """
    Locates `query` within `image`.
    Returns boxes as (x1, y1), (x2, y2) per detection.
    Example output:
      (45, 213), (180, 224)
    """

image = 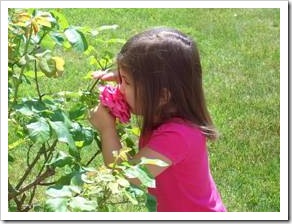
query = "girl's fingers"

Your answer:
(92, 70), (107, 79)
(92, 71), (120, 82)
